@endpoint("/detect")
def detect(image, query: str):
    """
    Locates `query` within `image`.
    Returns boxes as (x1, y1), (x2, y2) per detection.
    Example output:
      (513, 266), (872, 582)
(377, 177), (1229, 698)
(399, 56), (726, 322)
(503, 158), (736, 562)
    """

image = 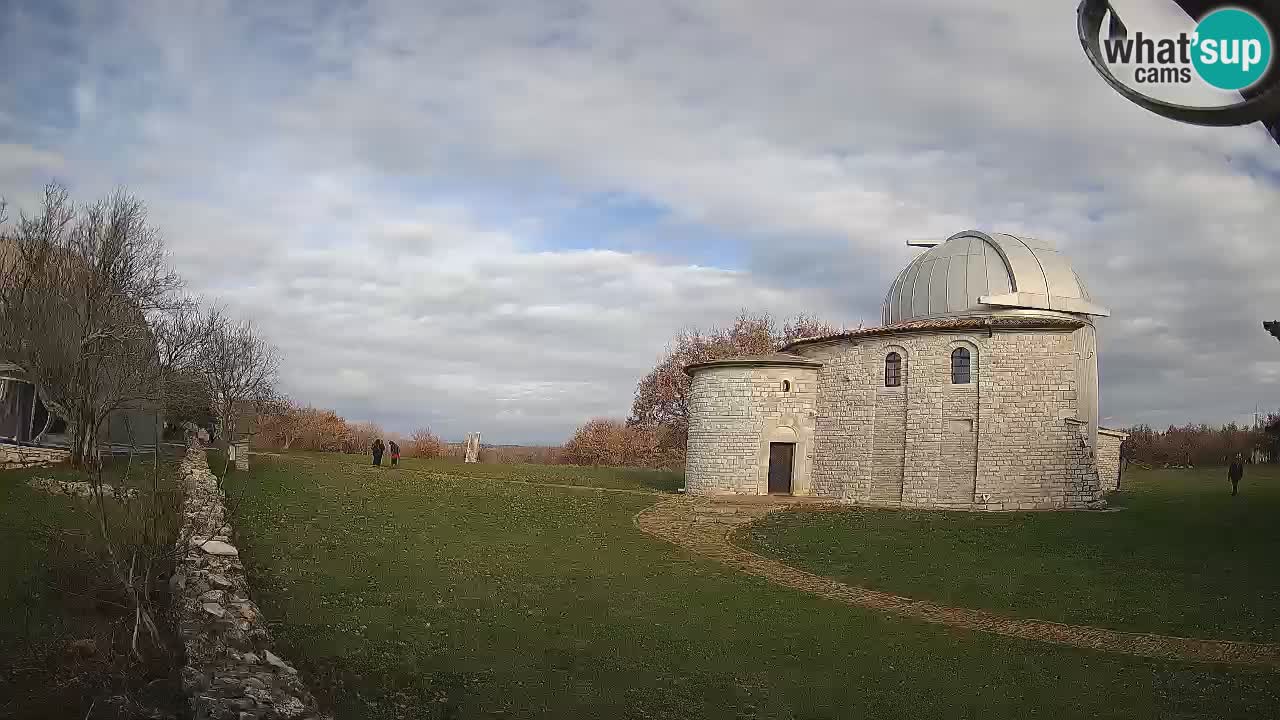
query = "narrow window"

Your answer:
(885, 352), (902, 387)
(951, 347), (971, 384)
(781, 380), (791, 392)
